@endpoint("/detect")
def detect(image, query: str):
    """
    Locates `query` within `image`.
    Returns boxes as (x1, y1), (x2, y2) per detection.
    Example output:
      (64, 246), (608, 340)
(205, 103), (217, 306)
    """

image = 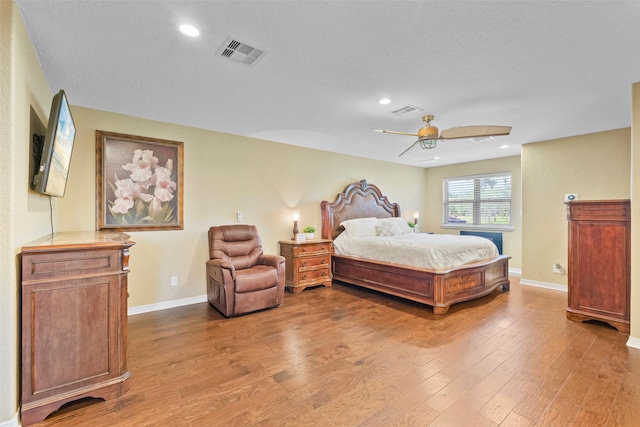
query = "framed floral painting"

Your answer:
(96, 130), (184, 231)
